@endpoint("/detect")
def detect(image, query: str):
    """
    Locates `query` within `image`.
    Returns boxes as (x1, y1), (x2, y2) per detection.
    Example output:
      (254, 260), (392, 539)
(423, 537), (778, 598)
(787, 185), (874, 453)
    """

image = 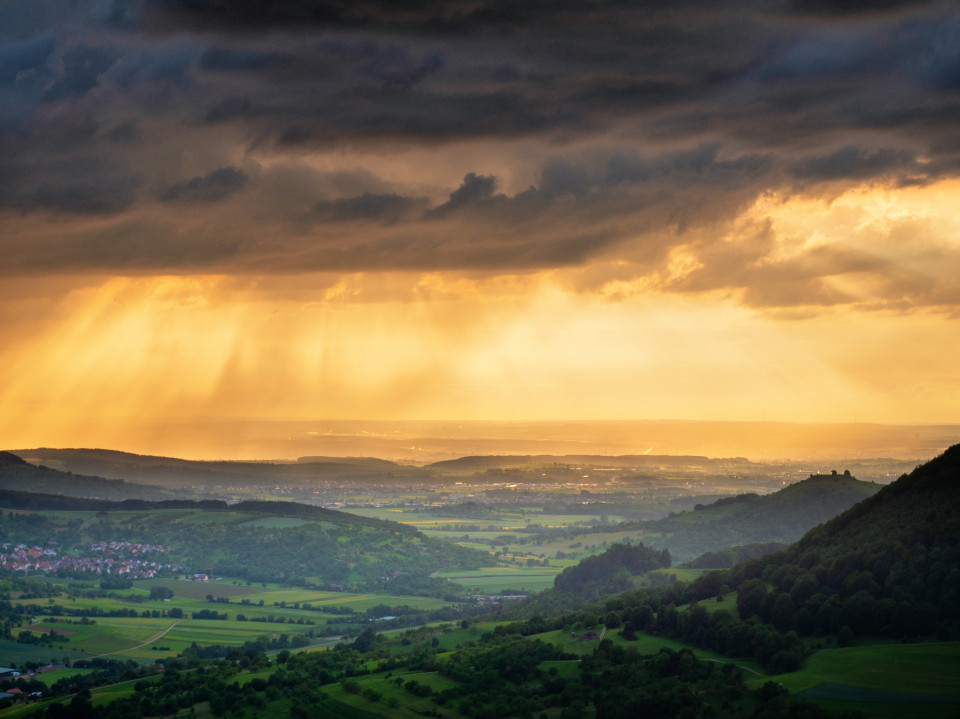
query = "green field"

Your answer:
(434, 566), (562, 593)
(747, 642), (960, 718)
